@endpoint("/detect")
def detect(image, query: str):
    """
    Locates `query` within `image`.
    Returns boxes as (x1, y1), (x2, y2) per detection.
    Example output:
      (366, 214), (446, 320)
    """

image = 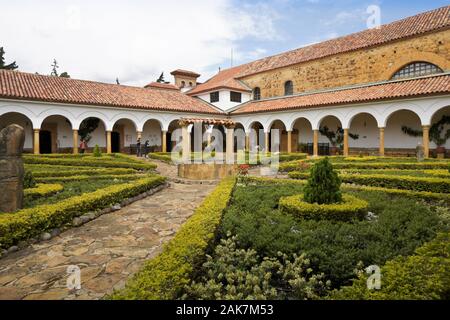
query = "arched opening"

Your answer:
(268, 120), (287, 152)
(249, 121), (264, 152)
(348, 113), (378, 156)
(430, 105), (450, 158)
(234, 122), (246, 153)
(292, 118), (313, 154)
(142, 119), (163, 153)
(284, 81), (293, 96)
(112, 118), (137, 153)
(40, 115), (73, 154)
(0, 112), (34, 153)
(391, 61), (443, 80)
(78, 117), (107, 153)
(385, 110), (422, 156)
(318, 115), (343, 155)
(167, 119), (181, 152)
